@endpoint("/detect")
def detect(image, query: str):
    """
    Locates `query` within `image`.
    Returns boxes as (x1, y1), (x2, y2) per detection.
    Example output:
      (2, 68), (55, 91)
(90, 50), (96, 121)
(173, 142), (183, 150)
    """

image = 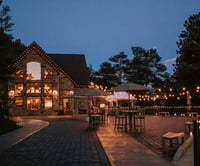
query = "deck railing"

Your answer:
(136, 106), (200, 116)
